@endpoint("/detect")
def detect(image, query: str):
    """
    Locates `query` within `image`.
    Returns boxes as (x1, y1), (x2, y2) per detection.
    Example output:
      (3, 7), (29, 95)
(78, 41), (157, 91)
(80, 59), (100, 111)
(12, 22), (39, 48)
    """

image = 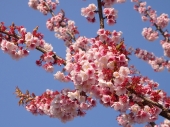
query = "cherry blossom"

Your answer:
(156, 13), (170, 29)
(81, 4), (97, 23)
(2, 0), (170, 126)
(142, 27), (159, 41)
